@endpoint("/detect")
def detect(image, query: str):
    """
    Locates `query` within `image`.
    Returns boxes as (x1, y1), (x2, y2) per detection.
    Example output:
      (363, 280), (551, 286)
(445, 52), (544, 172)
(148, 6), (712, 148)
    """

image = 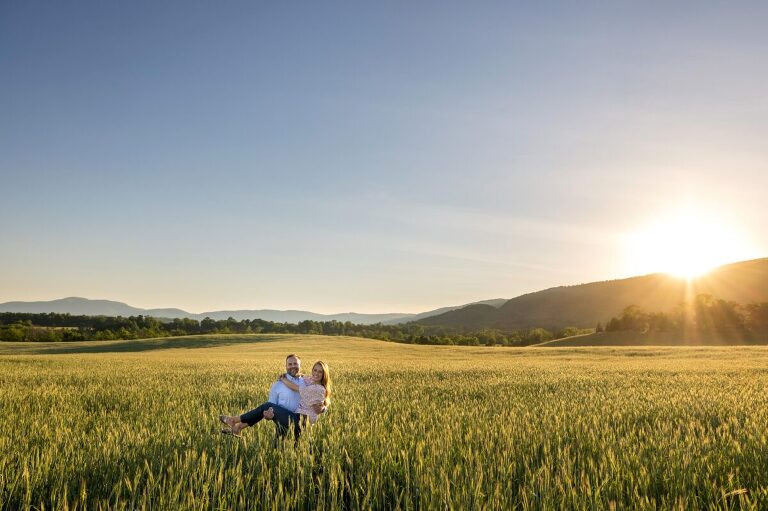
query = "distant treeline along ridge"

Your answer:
(0, 313), (581, 346)
(599, 294), (768, 343)
(1, 293), (767, 345)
